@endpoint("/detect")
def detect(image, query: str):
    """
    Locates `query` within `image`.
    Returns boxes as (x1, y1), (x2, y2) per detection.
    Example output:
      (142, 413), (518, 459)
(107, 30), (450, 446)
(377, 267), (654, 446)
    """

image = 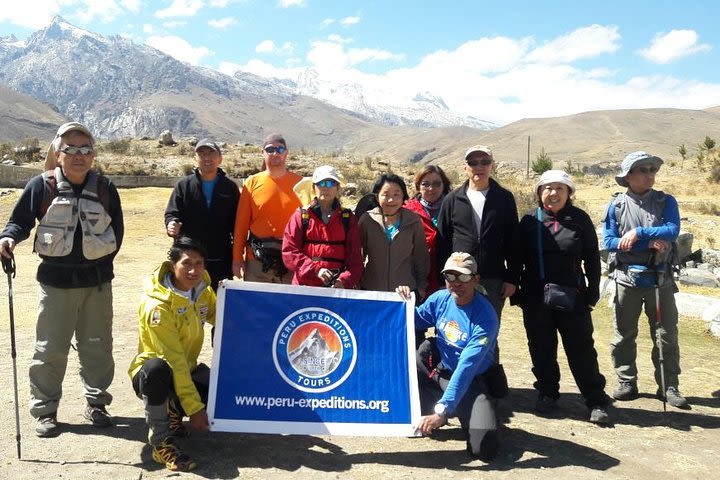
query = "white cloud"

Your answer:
(256, 40), (276, 54)
(218, 61), (242, 76)
(639, 29), (712, 64)
(327, 34), (351, 44)
(255, 39), (294, 56)
(209, 0), (230, 6)
(526, 24), (621, 63)
(0, 2), (63, 29)
(321, 18), (335, 27)
(155, 0), (204, 19)
(0, 0), (138, 27)
(278, 0), (305, 7)
(306, 39), (403, 71)
(142, 23), (154, 34)
(163, 20), (187, 28)
(146, 35), (213, 65)
(120, 0), (141, 12)
(340, 16), (360, 26)
(208, 17), (236, 28)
